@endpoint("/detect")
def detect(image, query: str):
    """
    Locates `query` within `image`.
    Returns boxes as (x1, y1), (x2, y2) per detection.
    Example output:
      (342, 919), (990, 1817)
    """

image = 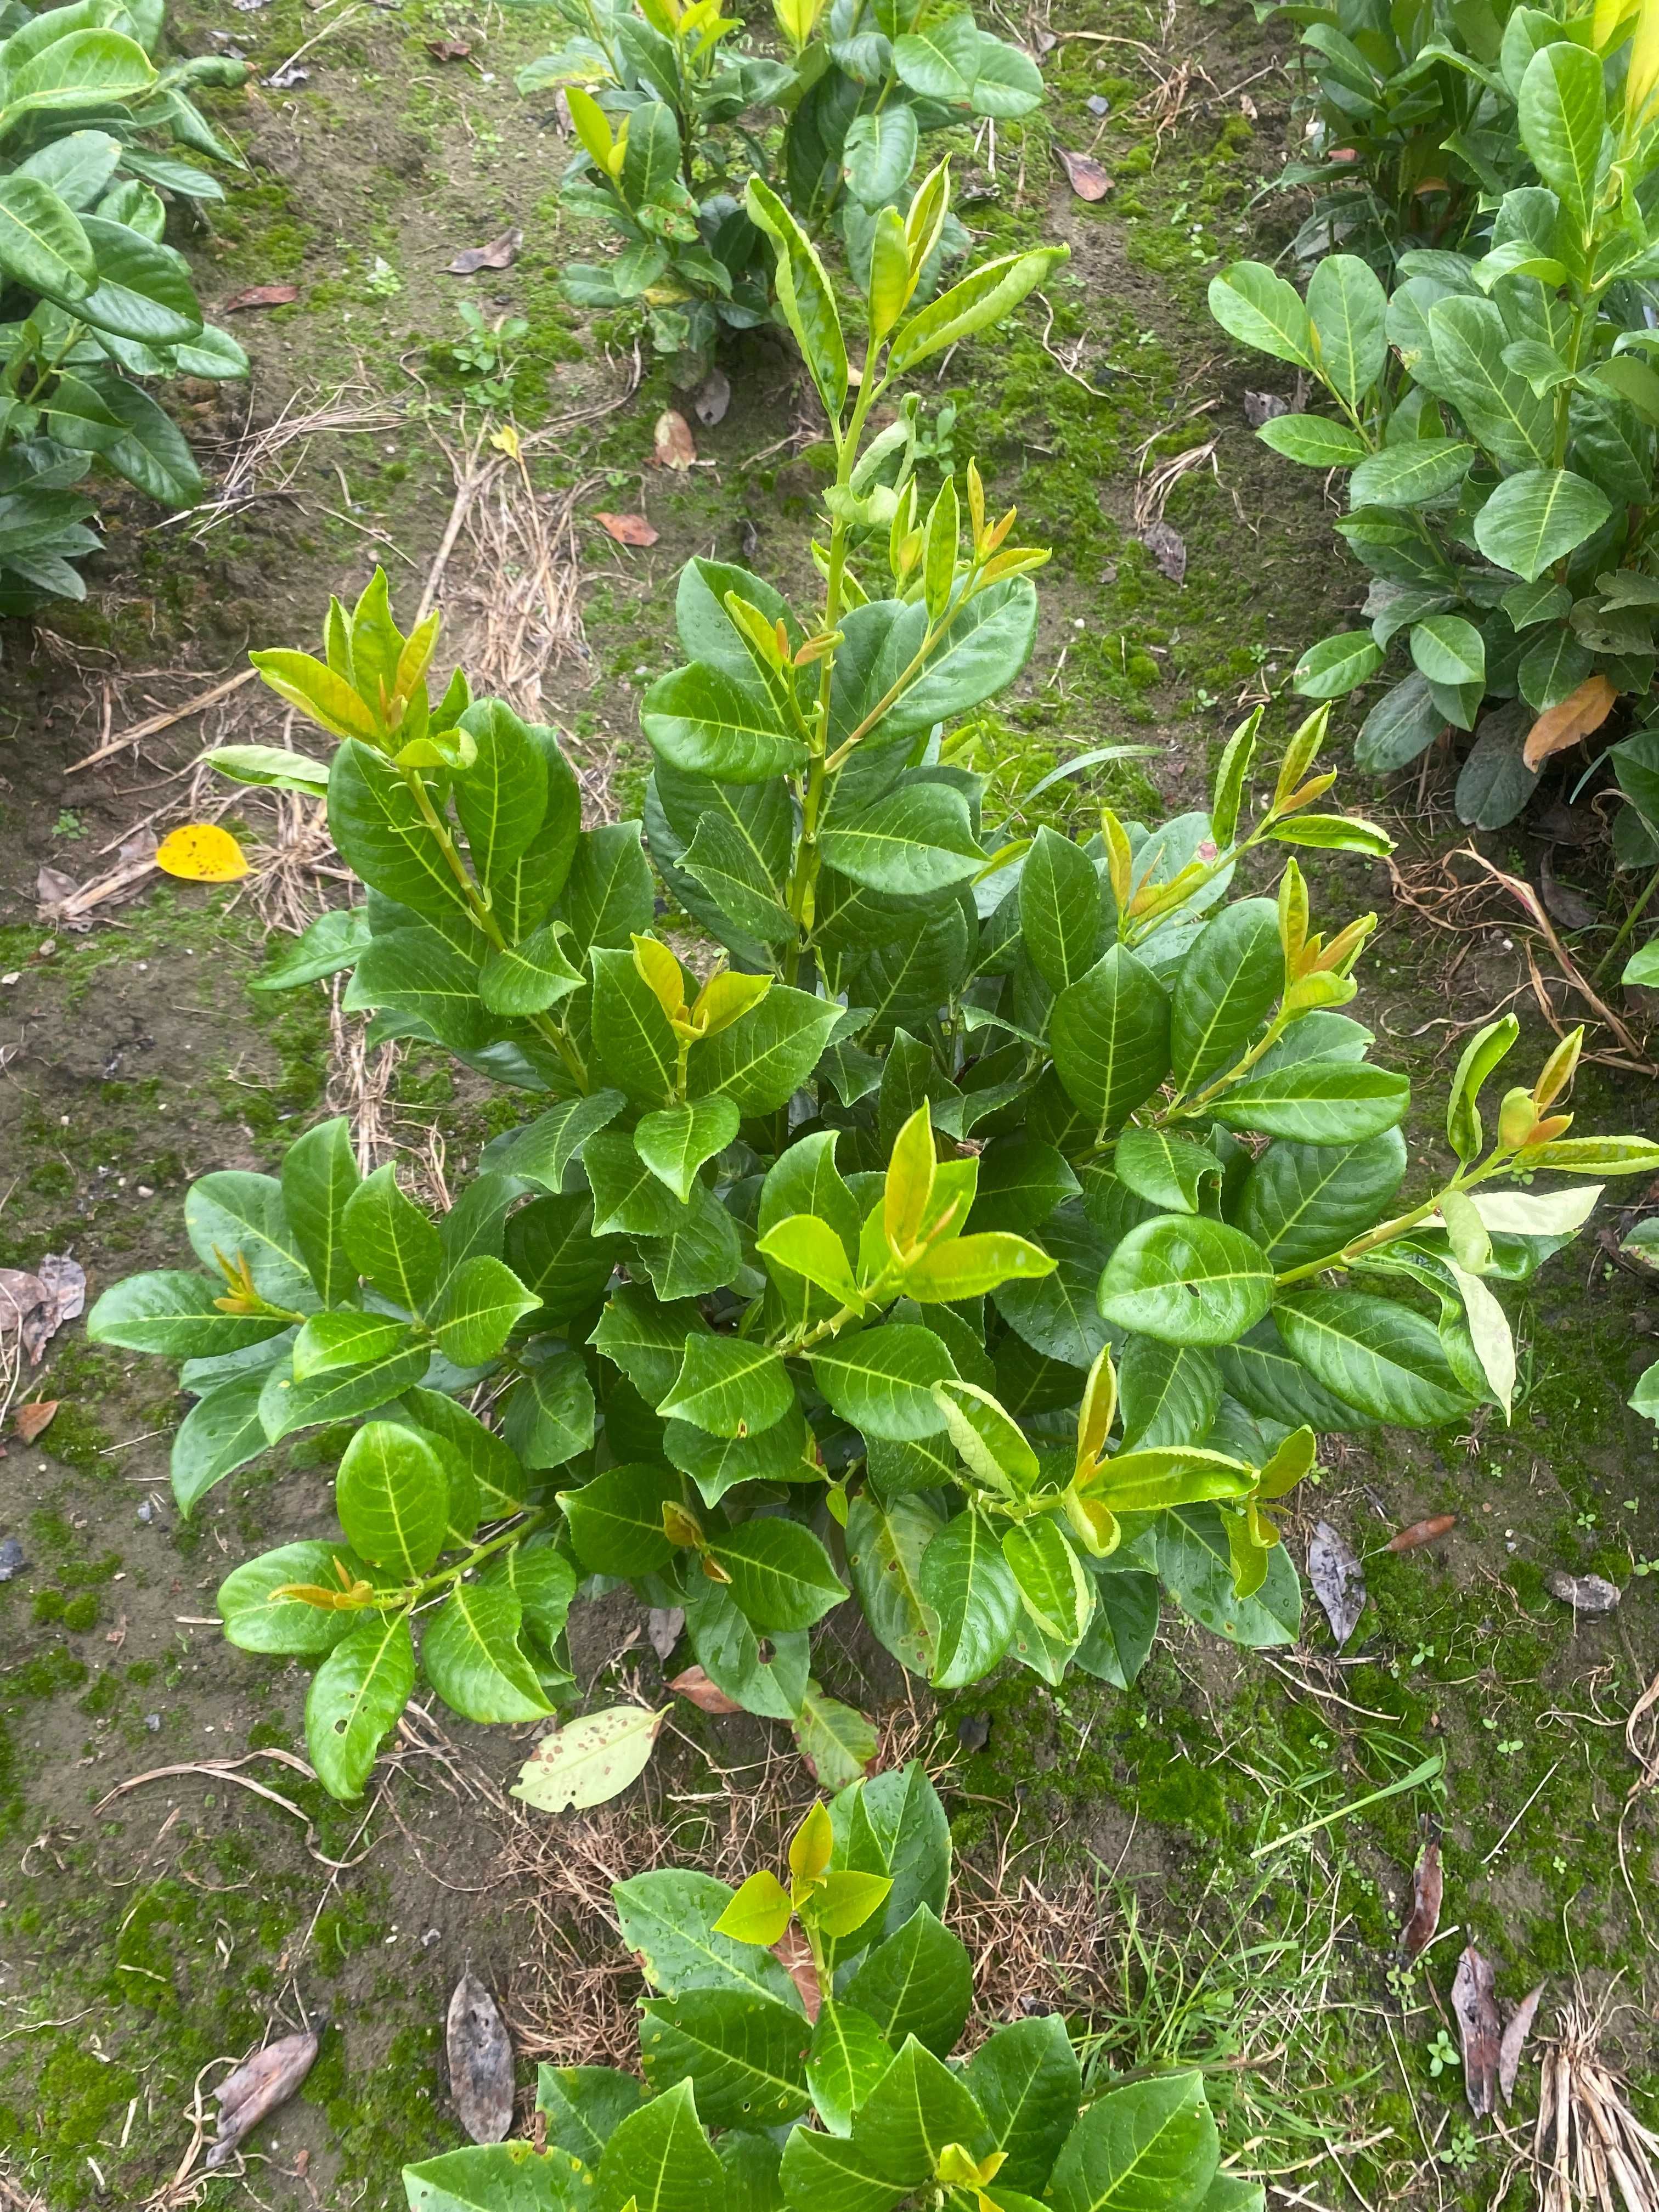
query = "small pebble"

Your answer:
(137, 1500), (153, 1523)
(144, 1713), (161, 1731)
(1087, 93), (1109, 114)
(0, 1537), (28, 1582)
